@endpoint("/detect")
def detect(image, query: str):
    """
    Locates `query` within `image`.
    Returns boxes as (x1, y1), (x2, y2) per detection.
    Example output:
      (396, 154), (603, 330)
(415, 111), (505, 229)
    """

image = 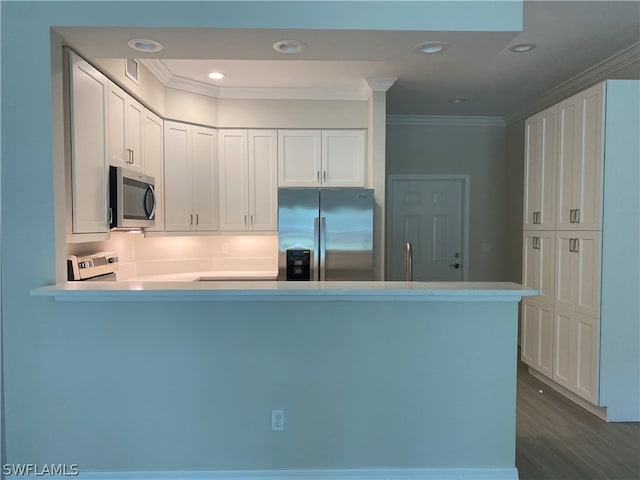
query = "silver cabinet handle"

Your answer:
(569, 209), (574, 223)
(323, 171), (327, 182)
(250, 214), (254, 225)
(574, 209), (580, 224)
(195, 214), (199, 226)
(533, 237), (540, 250)
(244, 214), (247, 226)
(317, 171), (320, 182)
(404, 242), (413, 281)
(190, 214), (193, 225)
(573, 238), (579, 253)
(569, 238), (574, 252)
